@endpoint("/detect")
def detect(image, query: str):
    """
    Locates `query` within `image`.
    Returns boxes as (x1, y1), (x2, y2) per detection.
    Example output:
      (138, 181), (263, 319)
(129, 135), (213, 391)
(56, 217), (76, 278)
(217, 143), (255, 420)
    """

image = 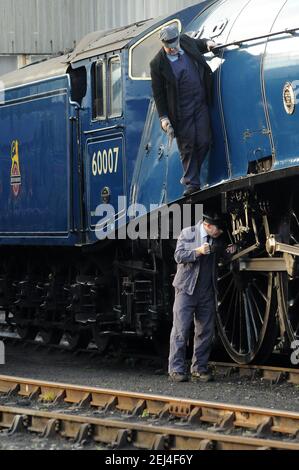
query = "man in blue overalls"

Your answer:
(169, 213), (225, 383)
(150, 24), (216, 197)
